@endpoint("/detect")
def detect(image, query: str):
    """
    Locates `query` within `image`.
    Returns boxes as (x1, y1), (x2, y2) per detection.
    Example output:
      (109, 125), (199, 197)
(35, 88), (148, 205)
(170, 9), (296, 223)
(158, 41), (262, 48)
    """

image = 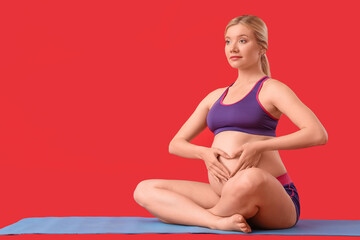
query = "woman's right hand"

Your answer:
(199, 147), (232, 183)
